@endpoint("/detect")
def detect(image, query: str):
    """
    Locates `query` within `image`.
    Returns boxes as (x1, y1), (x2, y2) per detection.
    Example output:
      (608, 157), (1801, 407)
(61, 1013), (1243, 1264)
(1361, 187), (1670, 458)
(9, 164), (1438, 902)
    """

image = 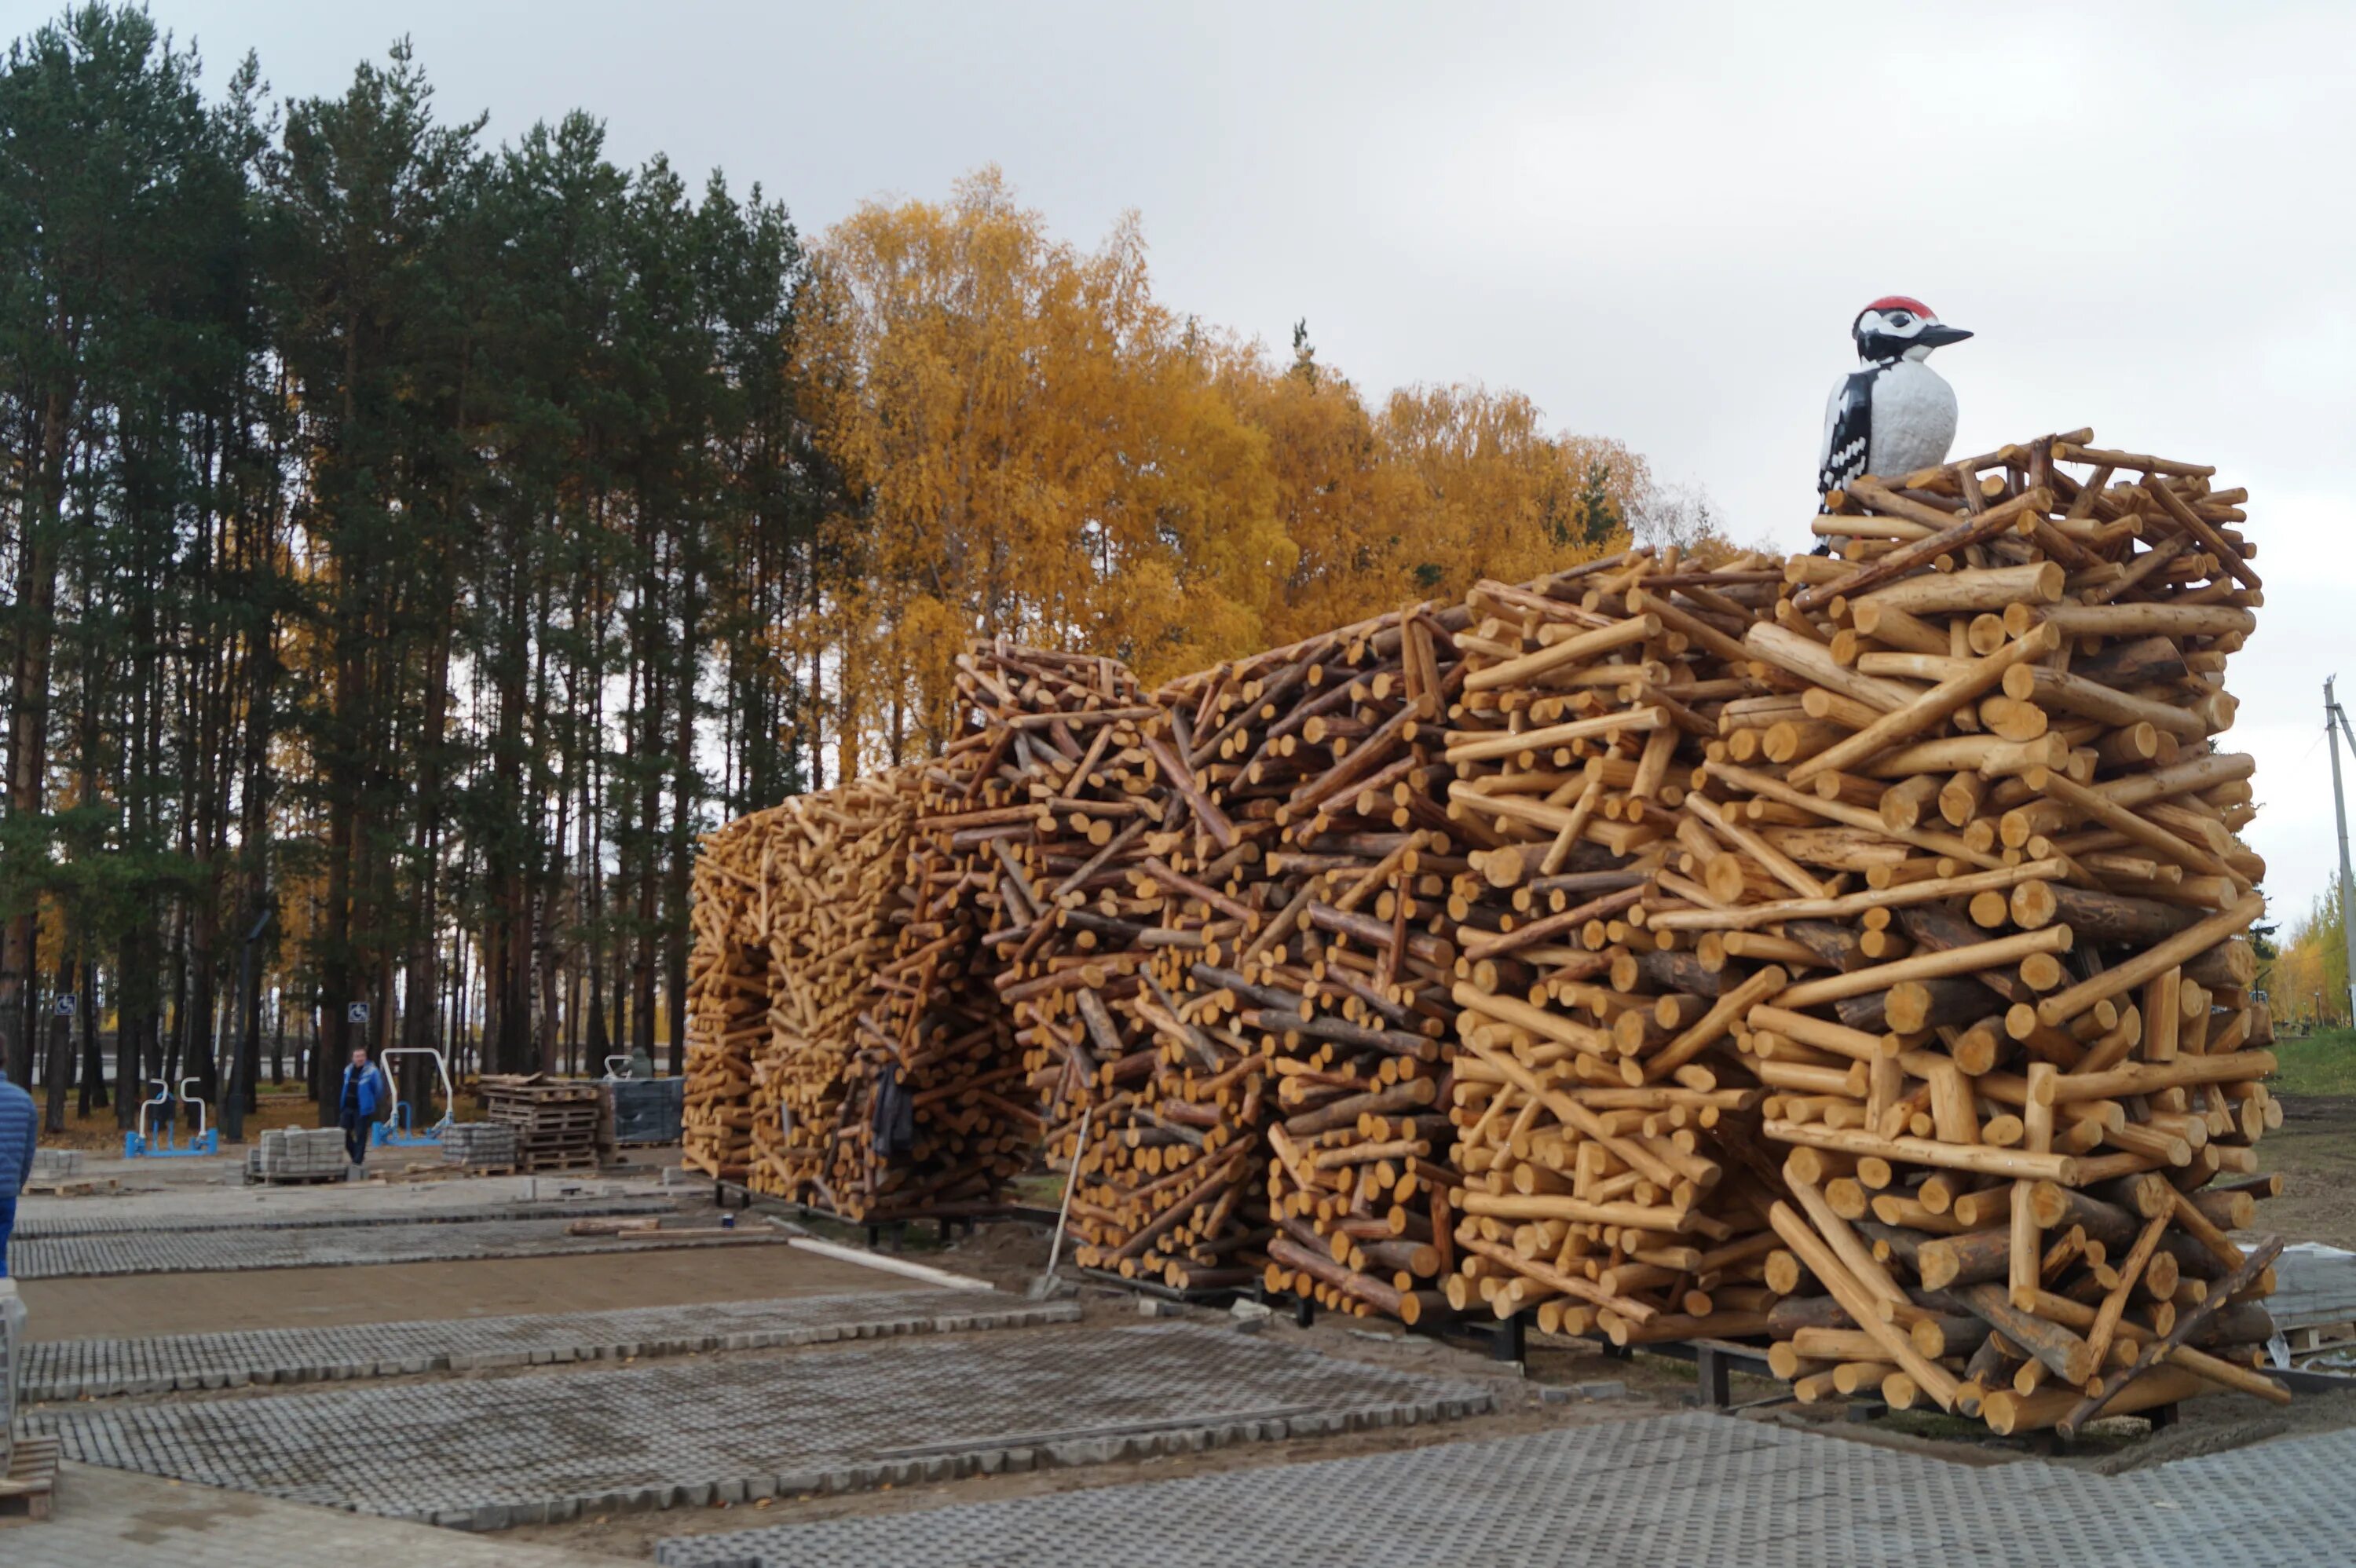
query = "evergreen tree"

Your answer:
(0, 9), (1649, 1112)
